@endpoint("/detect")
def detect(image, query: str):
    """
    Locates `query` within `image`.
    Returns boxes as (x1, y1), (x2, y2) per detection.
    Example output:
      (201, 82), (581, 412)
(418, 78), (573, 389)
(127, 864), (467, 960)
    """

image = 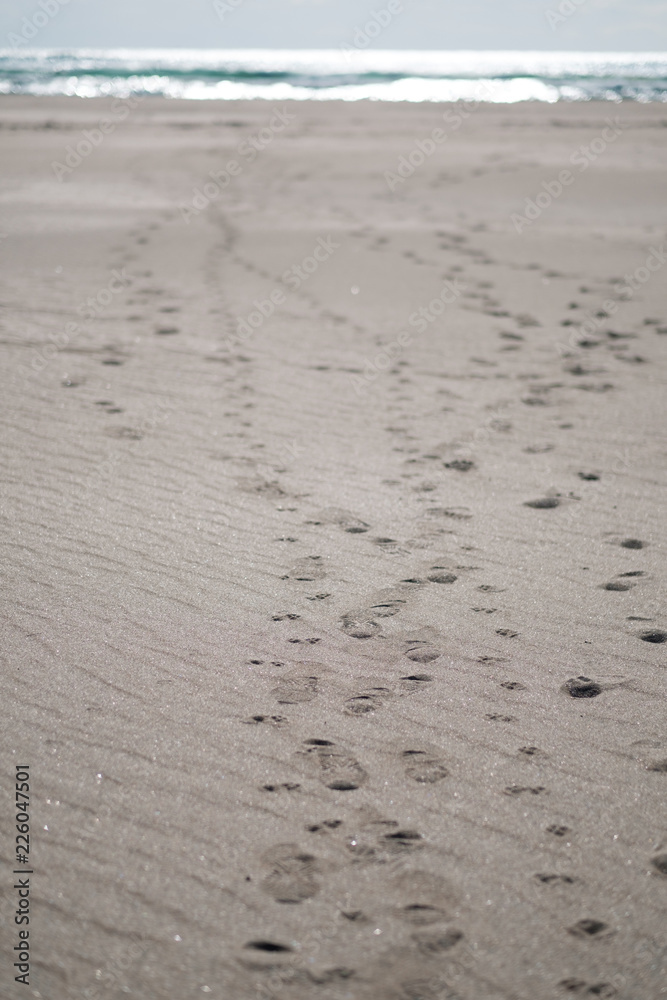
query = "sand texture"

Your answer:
(1, 97), (666, 1000)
